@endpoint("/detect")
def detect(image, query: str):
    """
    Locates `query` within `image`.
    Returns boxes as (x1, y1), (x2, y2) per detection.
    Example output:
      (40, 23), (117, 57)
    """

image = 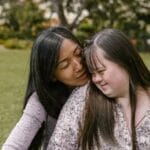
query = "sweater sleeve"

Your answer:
(47, 84), (88, 150)
(2, 93), (47, 150)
